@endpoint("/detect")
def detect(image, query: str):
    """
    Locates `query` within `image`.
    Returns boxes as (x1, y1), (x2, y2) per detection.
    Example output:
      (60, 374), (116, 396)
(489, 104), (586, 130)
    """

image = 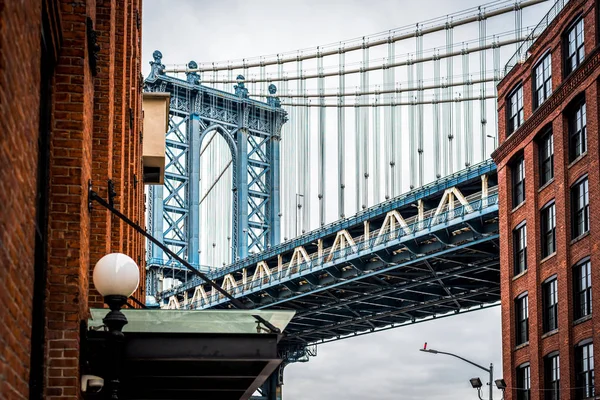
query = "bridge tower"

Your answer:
(144, 51), (287, 295)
